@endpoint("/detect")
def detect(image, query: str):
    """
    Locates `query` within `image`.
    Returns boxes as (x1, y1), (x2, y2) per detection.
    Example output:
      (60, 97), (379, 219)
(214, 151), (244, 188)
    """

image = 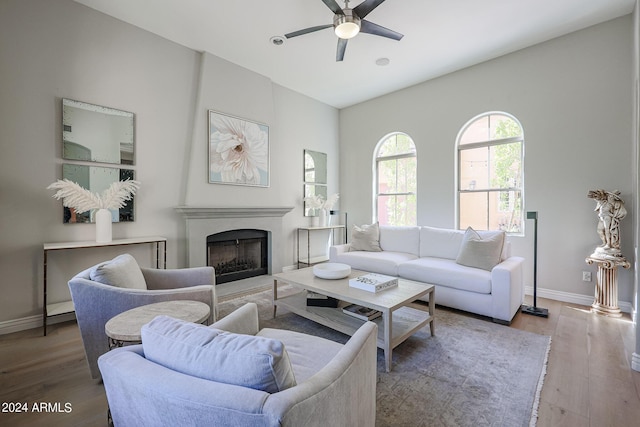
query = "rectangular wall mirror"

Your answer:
(62, 164), (135, 223)
(304, 150), (327, 184)
(62, 98), (134, 165)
